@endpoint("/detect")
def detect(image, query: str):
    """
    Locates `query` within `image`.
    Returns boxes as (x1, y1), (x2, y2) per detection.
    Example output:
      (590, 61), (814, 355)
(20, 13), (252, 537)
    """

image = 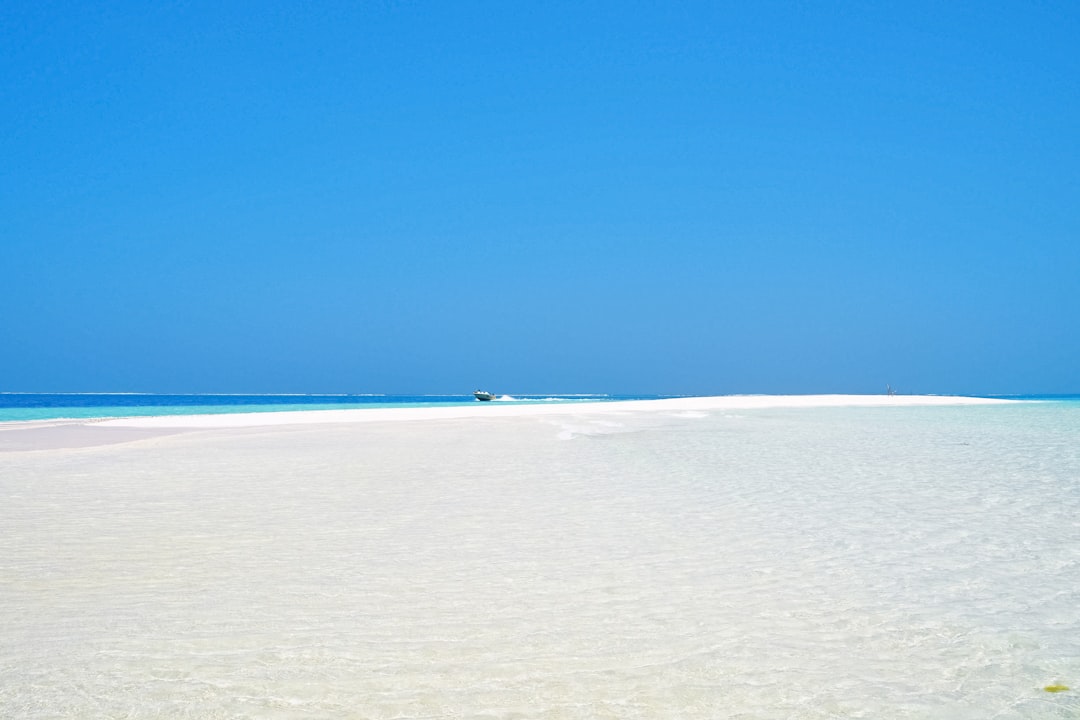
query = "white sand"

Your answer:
(90, 394), (1011, 430)
(6, 393), (1078, 718)
(0, 395), (1013, 451)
